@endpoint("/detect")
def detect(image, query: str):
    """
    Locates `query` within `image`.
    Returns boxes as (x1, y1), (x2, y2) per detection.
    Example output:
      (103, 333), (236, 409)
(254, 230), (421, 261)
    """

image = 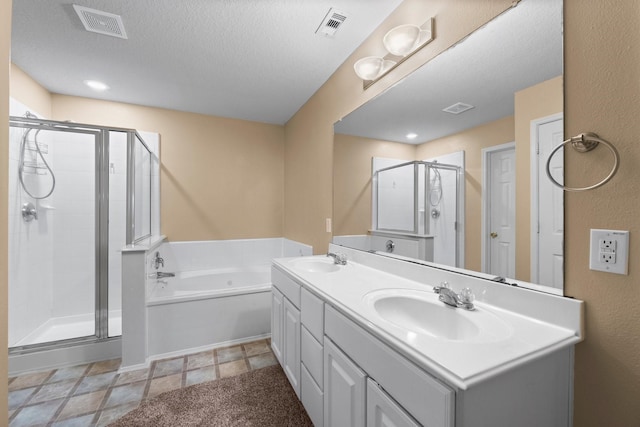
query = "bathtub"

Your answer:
(147, 266), (271, 305)
(144, 238), (311, 359)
